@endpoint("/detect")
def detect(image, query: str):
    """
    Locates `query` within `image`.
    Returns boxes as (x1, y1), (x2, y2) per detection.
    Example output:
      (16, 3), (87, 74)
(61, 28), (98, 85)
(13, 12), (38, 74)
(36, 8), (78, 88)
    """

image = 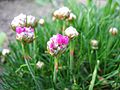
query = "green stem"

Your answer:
(34, 27), (37, 60)
(70, 41), (74, 82)
(89, 60), (100, 90)
(53, 57), (58, 84)
(21, 43), (40, 89)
